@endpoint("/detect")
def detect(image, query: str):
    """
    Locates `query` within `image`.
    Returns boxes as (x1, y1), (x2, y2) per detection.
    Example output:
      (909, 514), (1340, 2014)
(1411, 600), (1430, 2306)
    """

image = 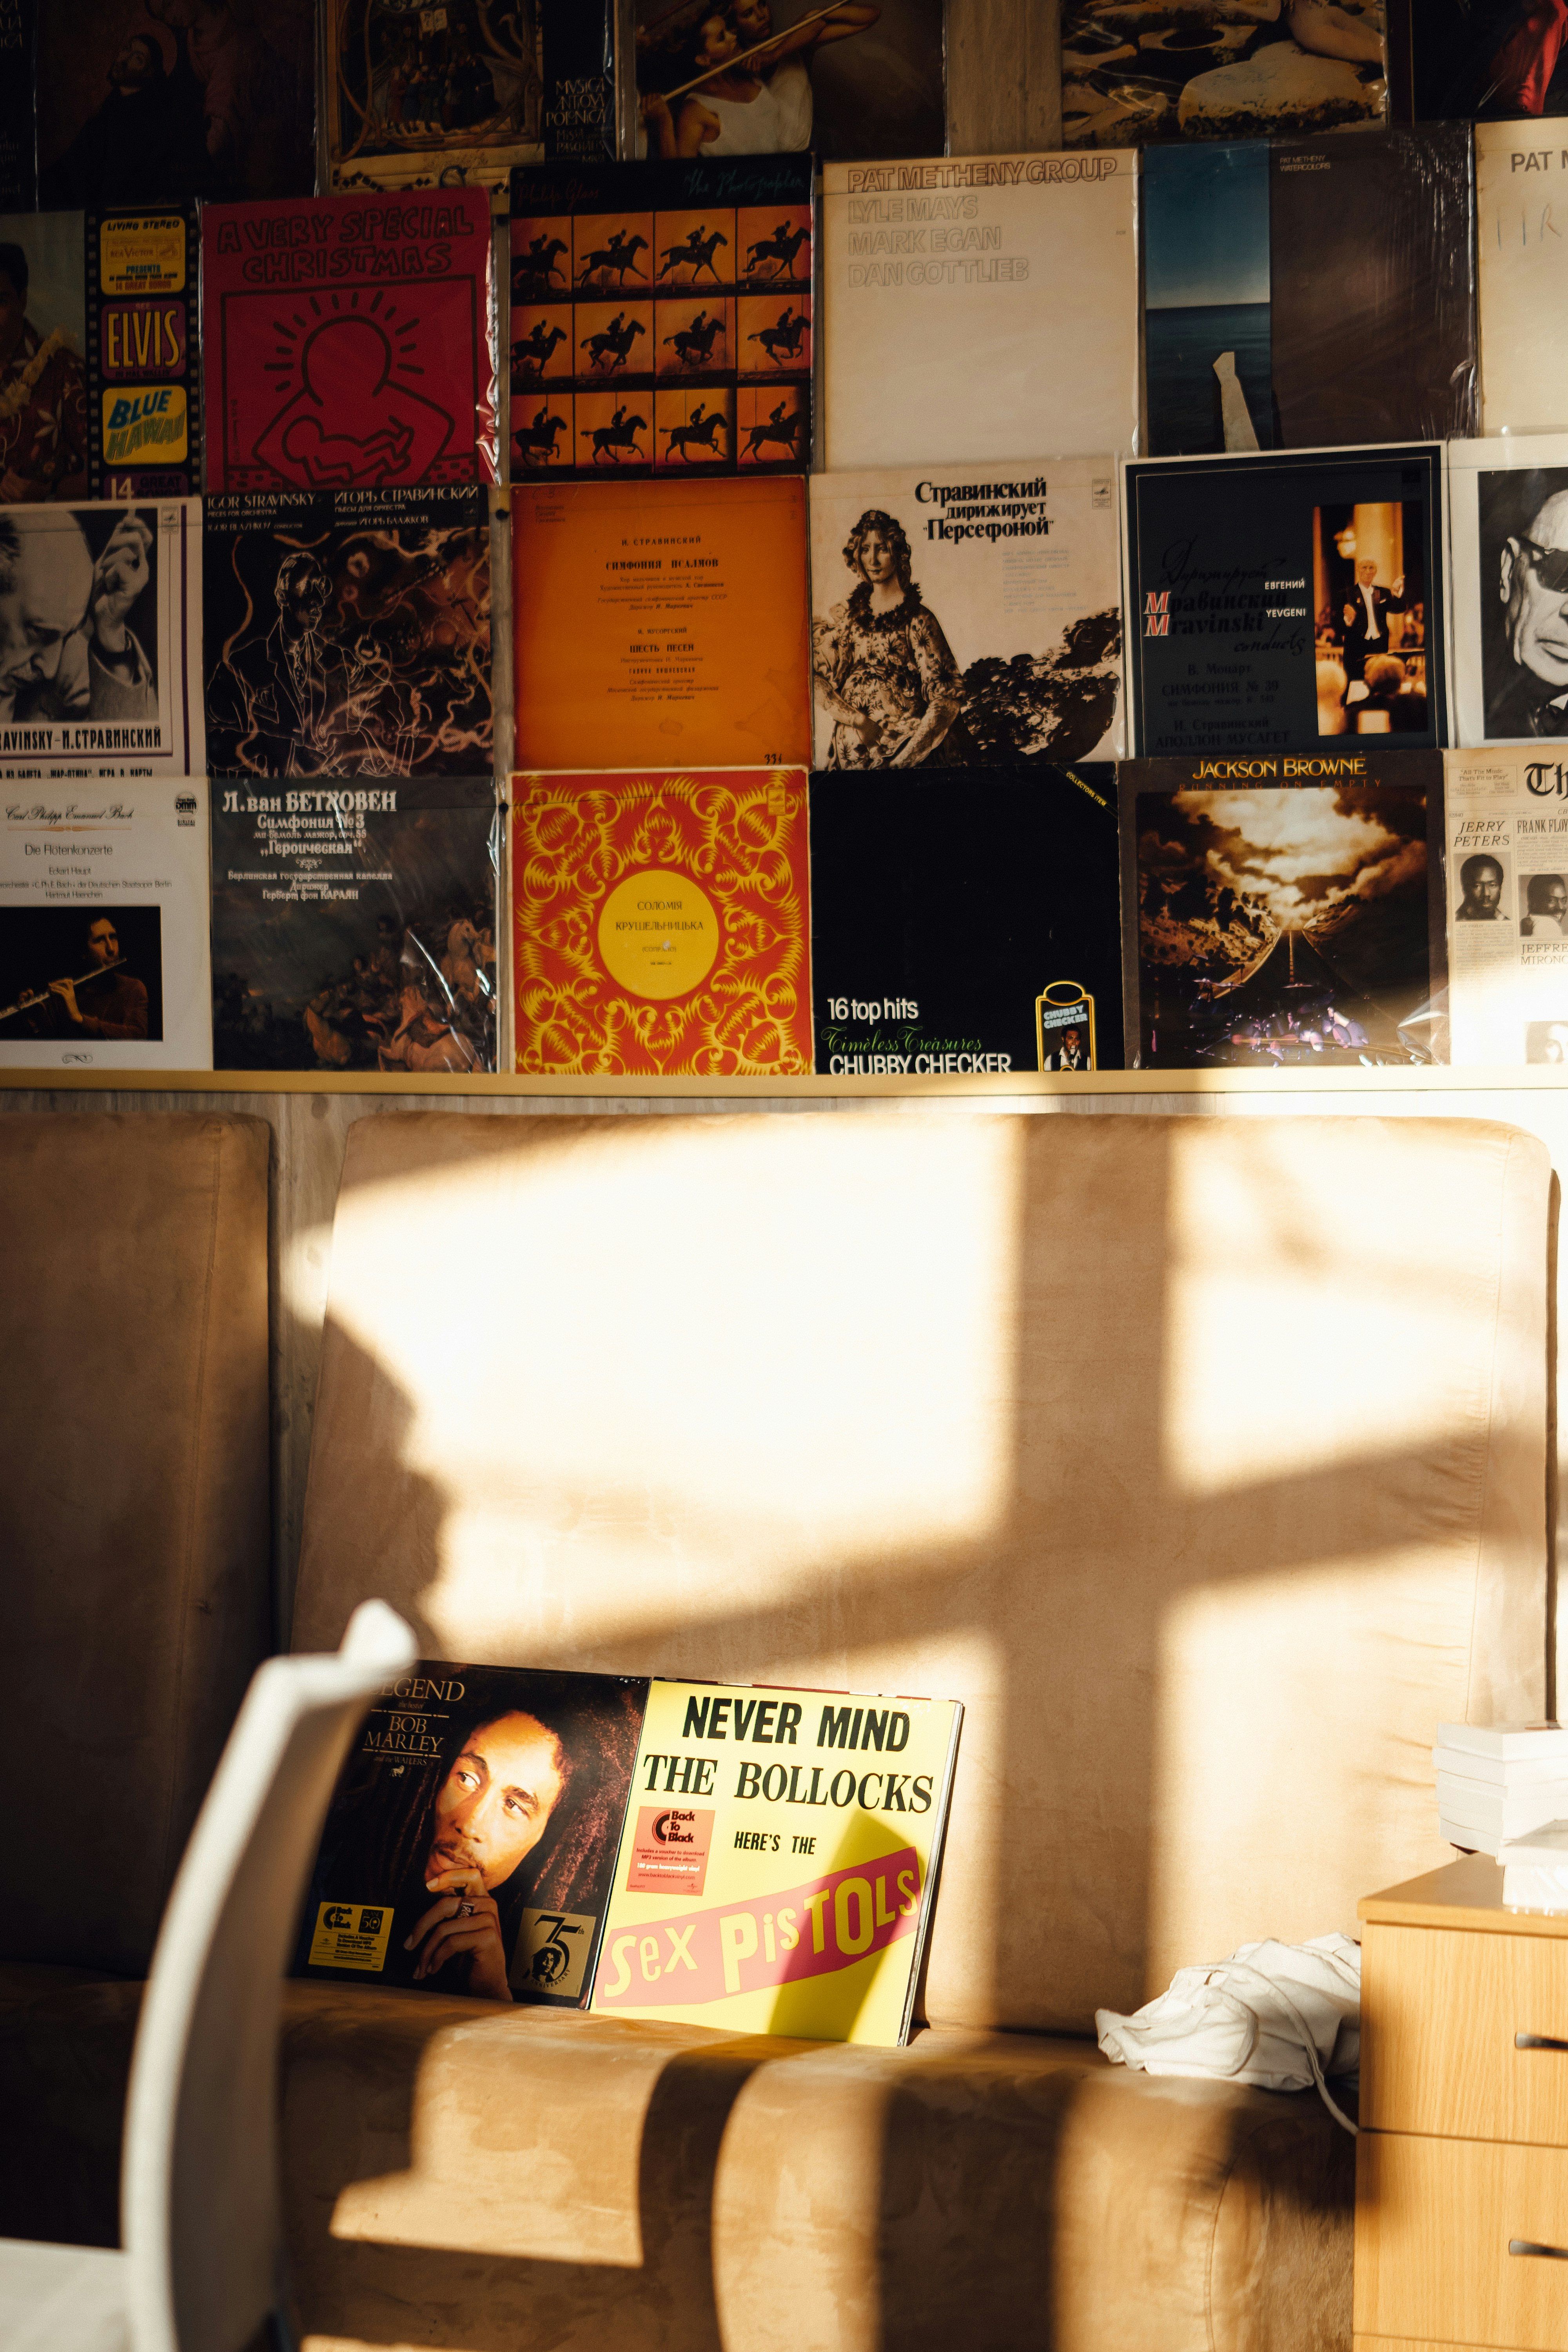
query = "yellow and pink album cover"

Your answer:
(511, 766), (812, 1077)
(592, 1679), (963, 2046)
